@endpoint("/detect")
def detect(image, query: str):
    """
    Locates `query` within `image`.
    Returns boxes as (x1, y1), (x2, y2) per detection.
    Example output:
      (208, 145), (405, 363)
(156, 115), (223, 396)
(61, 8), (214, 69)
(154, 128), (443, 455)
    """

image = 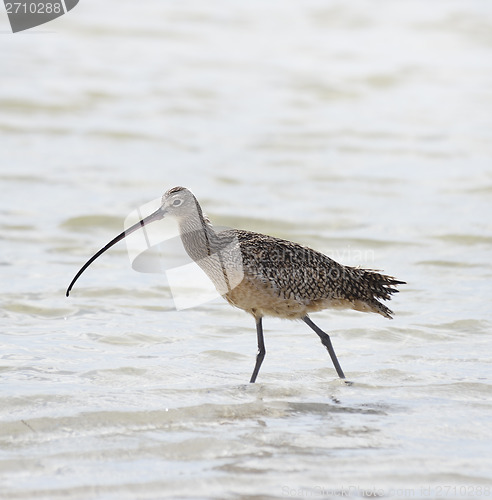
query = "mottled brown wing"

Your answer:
(234, 230), (404, 317)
